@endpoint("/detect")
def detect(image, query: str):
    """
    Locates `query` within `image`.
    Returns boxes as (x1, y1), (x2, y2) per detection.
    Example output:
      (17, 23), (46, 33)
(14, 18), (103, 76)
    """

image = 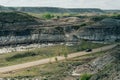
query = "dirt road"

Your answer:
(0, 44), (117, 73)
